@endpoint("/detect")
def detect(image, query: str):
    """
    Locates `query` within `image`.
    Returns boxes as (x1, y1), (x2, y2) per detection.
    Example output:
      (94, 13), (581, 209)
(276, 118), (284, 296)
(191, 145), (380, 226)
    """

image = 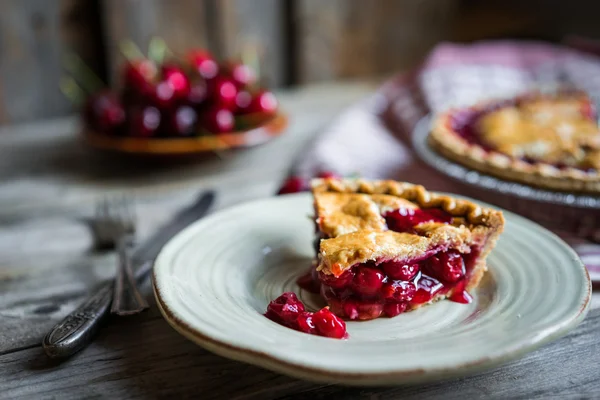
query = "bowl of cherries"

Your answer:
(82, 49), (287, 156)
